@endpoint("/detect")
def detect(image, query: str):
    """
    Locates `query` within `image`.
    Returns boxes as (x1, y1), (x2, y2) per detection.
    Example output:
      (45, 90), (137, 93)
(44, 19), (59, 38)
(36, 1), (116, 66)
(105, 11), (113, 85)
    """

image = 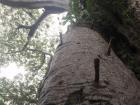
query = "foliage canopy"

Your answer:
(0, 4), (68, 105)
